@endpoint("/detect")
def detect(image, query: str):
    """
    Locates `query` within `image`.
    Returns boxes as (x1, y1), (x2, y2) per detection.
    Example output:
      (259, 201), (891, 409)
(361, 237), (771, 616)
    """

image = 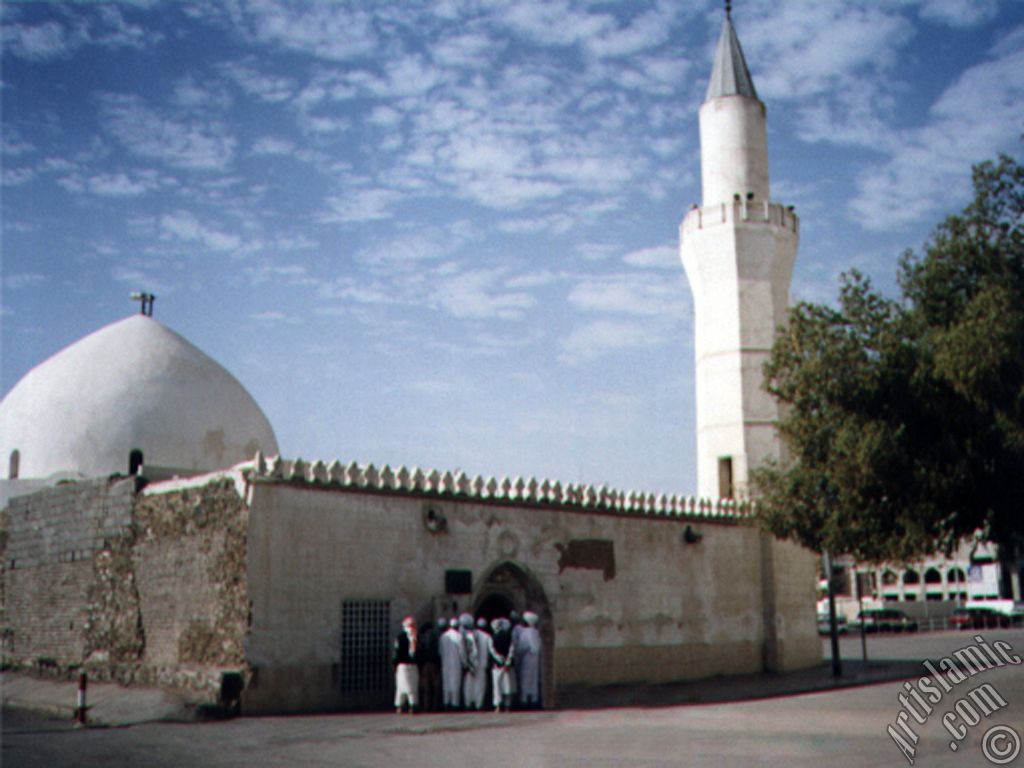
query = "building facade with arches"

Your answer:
(818, 541), (1015, 629)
